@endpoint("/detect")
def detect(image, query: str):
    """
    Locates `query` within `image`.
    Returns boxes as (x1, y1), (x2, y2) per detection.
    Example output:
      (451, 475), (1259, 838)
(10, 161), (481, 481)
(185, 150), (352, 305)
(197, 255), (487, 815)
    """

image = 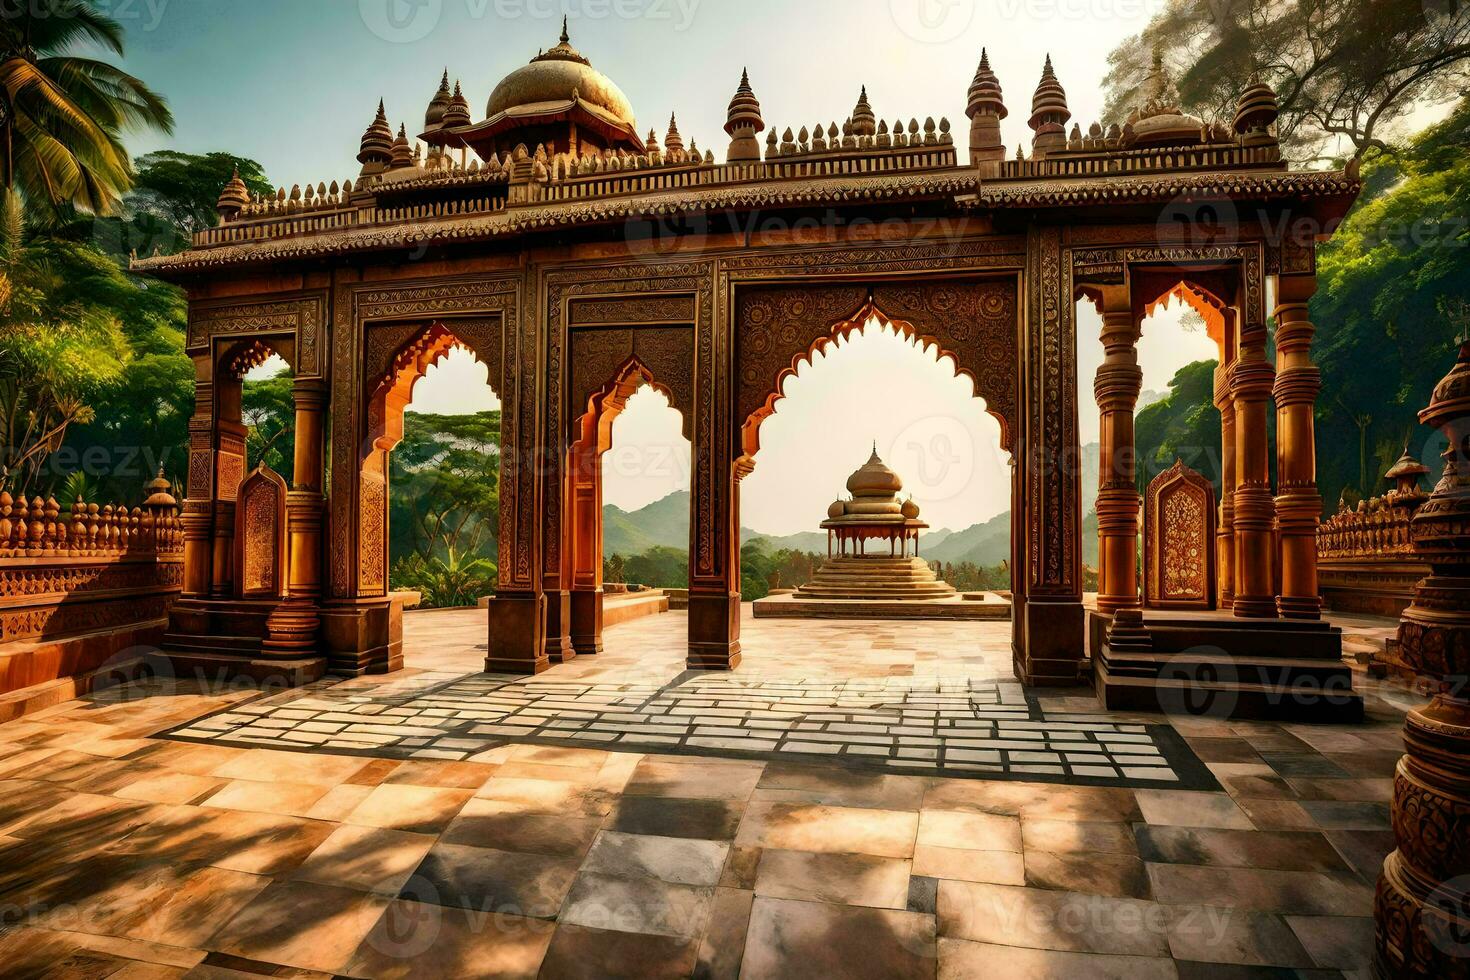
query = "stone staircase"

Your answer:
(795, 556), (958, 600)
